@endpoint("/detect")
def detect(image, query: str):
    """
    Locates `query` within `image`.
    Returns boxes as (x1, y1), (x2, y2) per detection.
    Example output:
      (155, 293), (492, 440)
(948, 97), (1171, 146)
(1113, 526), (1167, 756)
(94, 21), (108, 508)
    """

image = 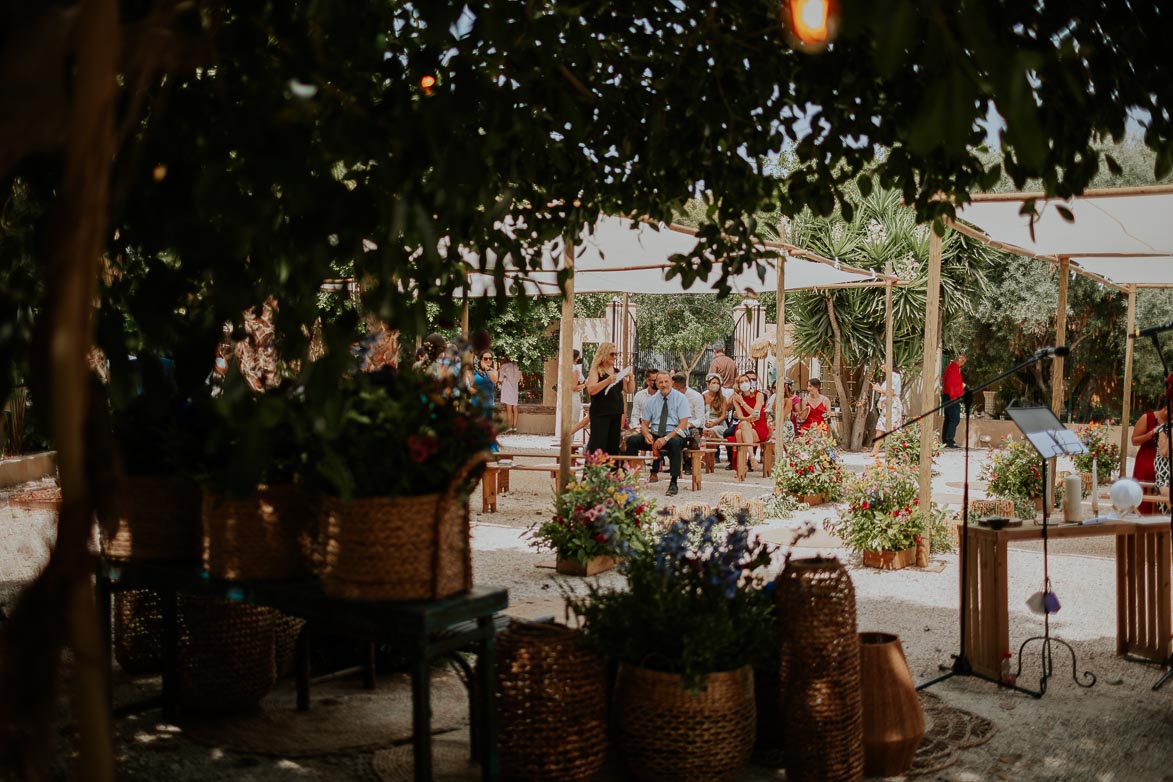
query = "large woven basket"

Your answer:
(102, 475), (202, 562)
(321, 454), (487, 601)
(496, 621), (607, 782)
(177, 596), (278, 714)
(202, 485), (317, 580)
(775, 556), (863, 782)
(113, 589), (163, 674)
(615, 663), (755, 782)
